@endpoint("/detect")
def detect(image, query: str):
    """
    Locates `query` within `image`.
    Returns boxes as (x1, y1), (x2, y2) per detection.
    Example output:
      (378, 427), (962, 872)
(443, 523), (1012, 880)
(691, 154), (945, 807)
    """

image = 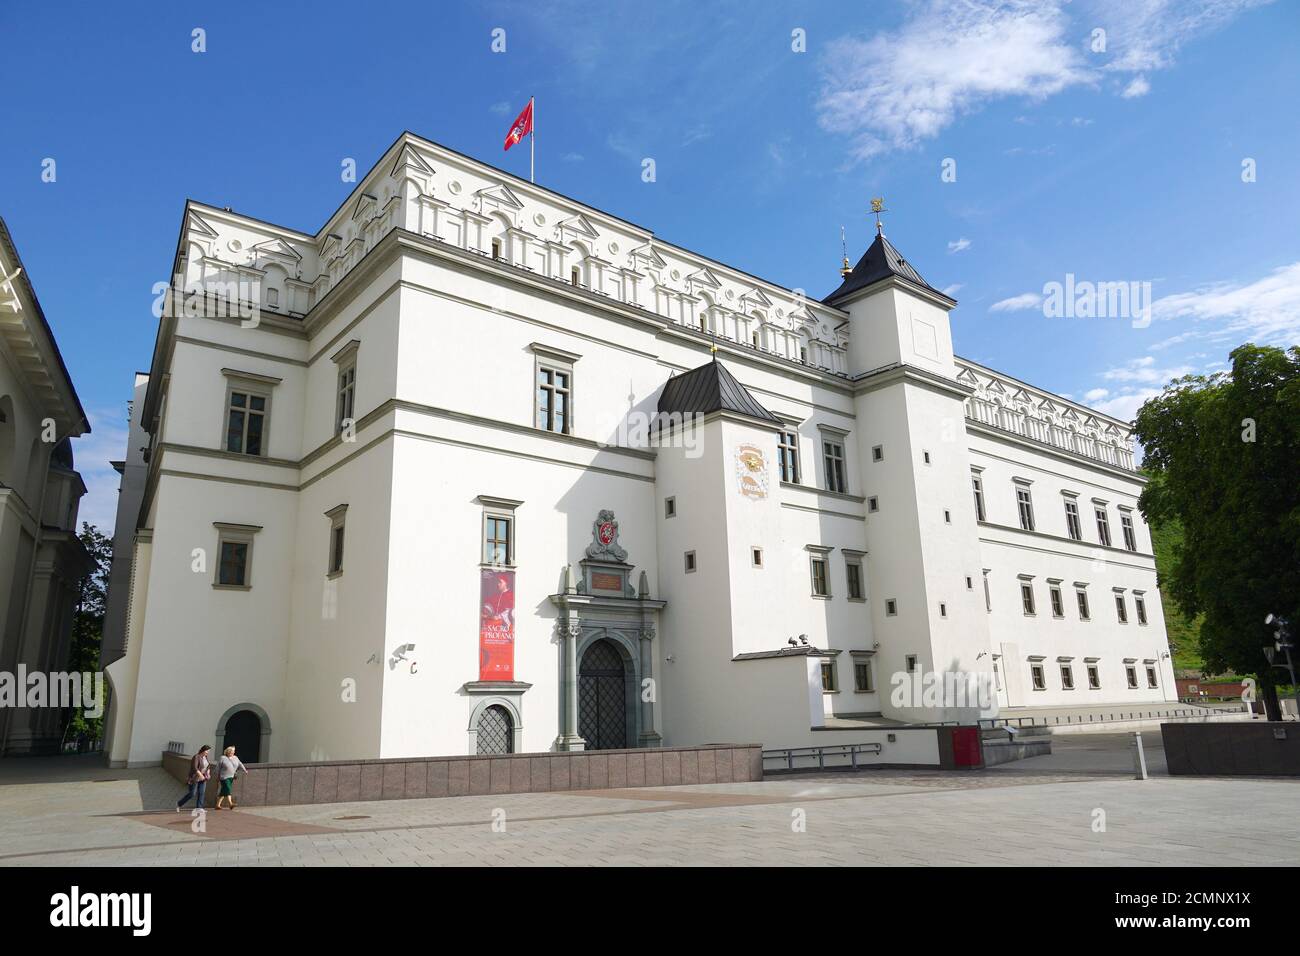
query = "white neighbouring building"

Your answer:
(102, 131), (1176, 768)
